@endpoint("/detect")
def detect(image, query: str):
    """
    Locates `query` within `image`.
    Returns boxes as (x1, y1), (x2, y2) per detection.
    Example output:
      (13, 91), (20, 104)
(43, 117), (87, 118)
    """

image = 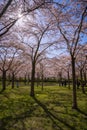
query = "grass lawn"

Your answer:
(0, 84), (87, 130)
